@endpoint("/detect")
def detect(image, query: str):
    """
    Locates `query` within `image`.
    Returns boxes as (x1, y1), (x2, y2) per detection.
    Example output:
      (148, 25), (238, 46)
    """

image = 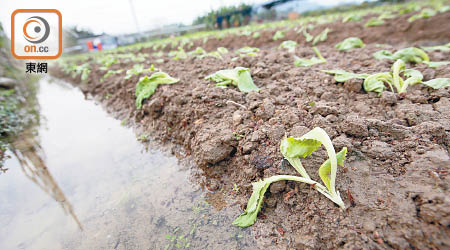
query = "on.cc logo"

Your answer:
(23, 16), (50, 44)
